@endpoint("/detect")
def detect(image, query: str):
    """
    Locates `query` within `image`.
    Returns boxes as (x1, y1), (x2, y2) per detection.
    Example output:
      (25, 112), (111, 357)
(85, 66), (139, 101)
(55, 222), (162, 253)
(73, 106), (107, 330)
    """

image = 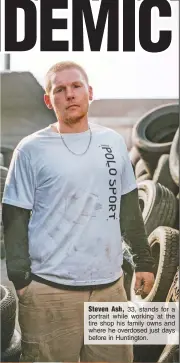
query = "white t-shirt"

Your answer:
(2, 123), (137, 286)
